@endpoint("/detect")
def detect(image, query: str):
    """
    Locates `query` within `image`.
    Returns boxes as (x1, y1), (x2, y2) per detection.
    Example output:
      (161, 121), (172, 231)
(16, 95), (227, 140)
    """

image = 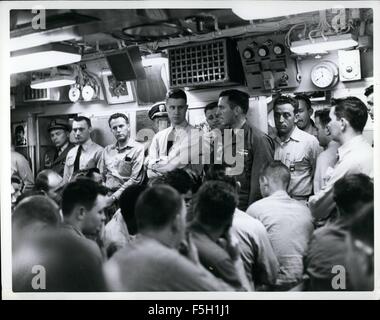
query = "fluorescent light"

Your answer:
(31, 76), (76, 89)
(11, 43), (81, 74)
(142, 54), (168, 67)
(290, 34), (358, 55)
(232, 2), (344, 20)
